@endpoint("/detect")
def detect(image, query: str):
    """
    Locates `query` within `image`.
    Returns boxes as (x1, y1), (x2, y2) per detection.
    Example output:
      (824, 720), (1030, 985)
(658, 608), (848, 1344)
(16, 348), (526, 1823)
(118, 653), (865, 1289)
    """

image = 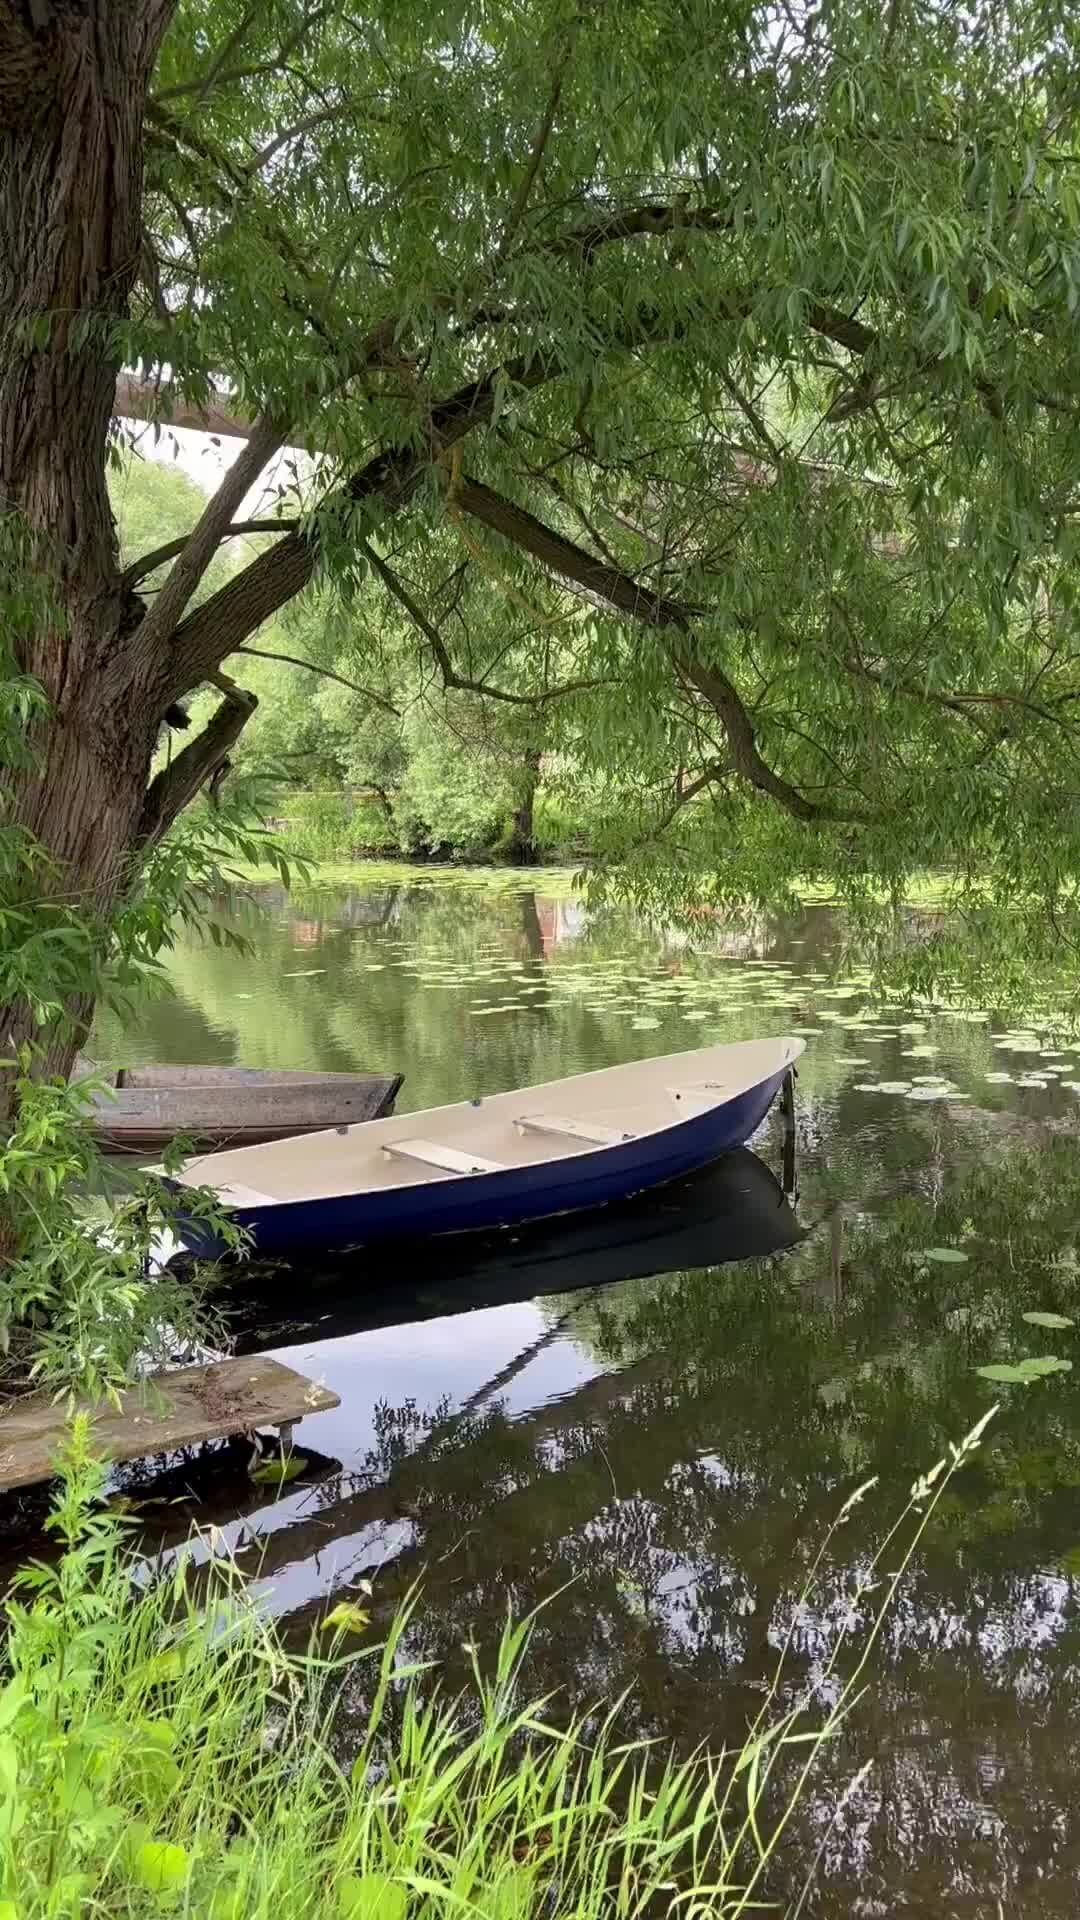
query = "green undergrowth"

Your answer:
(1, 1410), (998, 1917)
